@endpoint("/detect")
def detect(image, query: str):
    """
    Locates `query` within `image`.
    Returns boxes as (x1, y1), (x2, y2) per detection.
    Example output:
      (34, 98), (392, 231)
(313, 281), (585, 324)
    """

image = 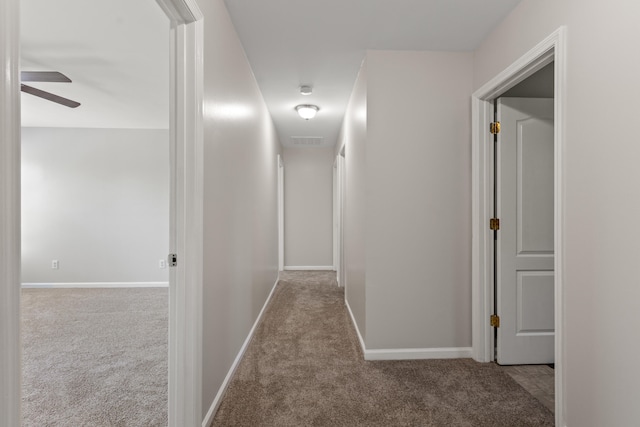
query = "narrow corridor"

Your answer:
(212, 271), (553, 426)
